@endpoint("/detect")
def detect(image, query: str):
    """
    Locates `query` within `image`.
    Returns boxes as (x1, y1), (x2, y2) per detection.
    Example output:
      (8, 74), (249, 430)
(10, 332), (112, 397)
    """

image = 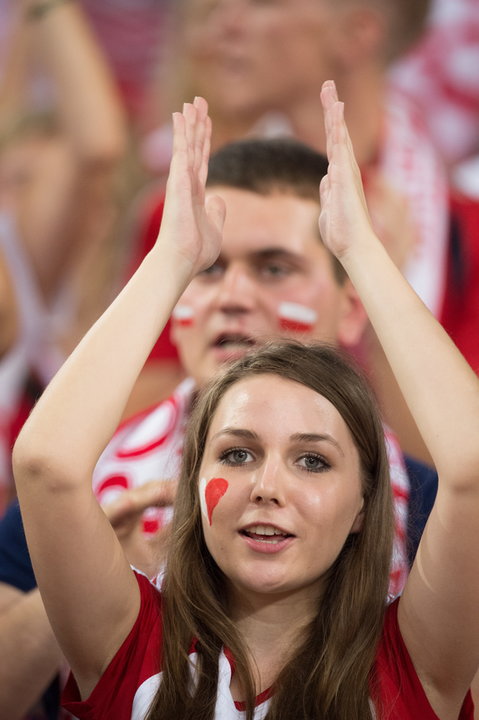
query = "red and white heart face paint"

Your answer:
(172, 304), (195, 327)
(277, 302), (317, 333)
(199, 476), (229, 525)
